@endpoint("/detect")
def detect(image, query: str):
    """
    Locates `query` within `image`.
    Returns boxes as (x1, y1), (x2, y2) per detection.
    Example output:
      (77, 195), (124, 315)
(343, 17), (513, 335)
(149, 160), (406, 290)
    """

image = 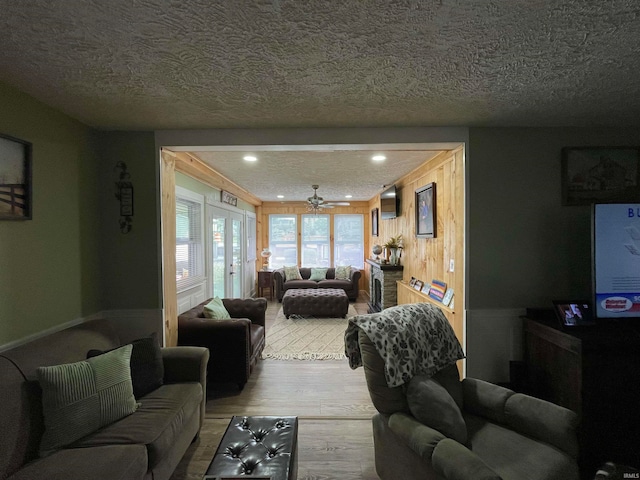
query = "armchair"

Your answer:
(347, 303), (580, 480)
(178, 297), (267, 390)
